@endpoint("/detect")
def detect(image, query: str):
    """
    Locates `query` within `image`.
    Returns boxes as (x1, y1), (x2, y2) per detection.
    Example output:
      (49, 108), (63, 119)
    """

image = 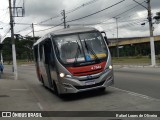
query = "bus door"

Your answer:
(43, 39), (54, 88)
(39, 43), (49, 87)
